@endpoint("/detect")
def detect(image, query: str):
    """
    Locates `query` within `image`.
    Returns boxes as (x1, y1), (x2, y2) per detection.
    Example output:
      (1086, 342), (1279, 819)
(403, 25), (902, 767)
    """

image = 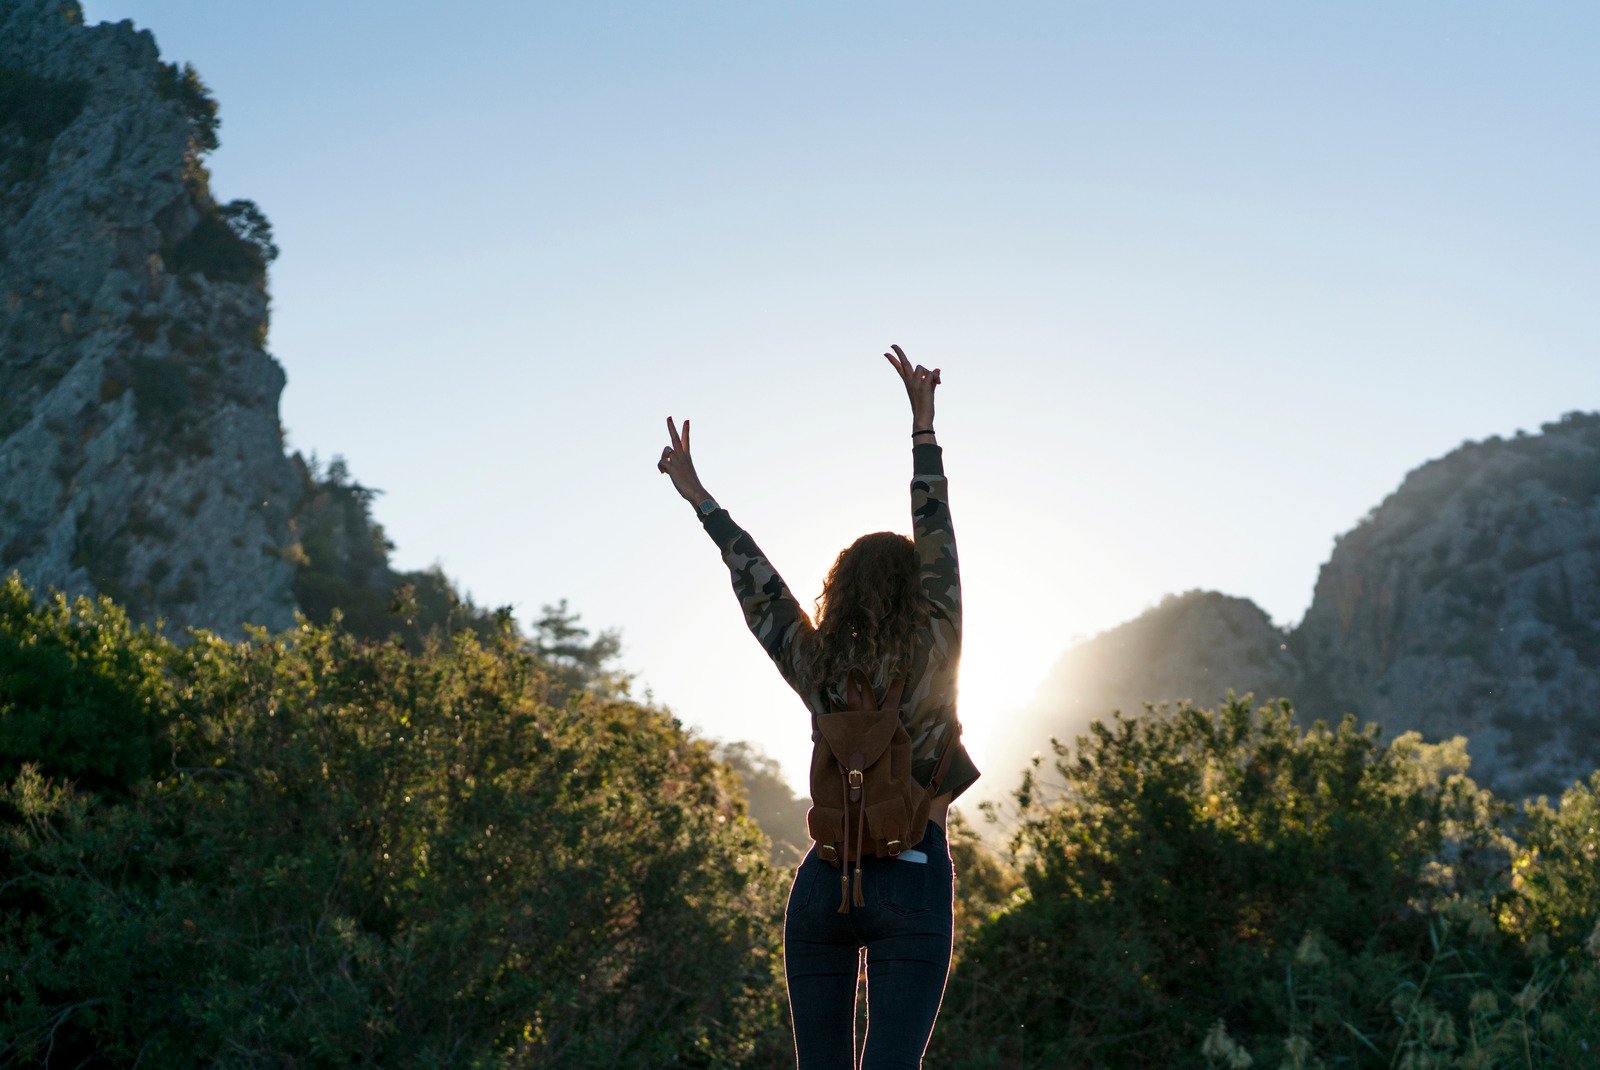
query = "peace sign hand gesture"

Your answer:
(882, 343), (940, 431)
(658, 416), (710, 506)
